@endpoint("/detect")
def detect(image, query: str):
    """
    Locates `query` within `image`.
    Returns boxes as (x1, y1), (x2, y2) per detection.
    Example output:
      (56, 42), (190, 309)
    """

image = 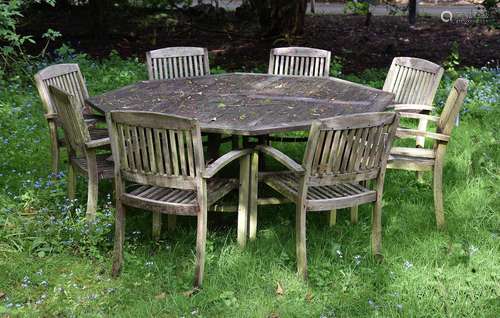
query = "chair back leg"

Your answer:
(85, 149), (99, 221)
(167, 215), (177, 231)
